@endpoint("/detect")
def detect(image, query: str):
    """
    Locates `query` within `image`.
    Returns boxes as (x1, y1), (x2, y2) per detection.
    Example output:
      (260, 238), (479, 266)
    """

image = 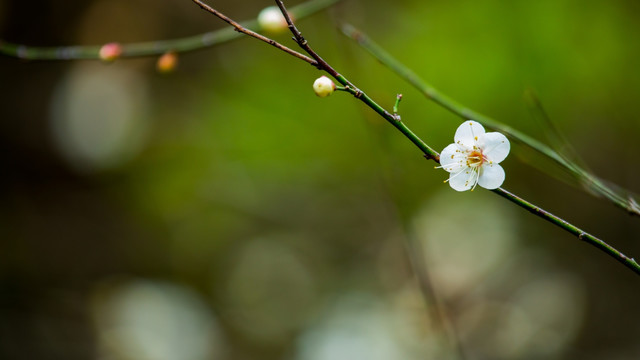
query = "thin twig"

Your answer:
(275, 0), (342, 79)
(191, 0), (319, 67)
(492, 187), (640, 275)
